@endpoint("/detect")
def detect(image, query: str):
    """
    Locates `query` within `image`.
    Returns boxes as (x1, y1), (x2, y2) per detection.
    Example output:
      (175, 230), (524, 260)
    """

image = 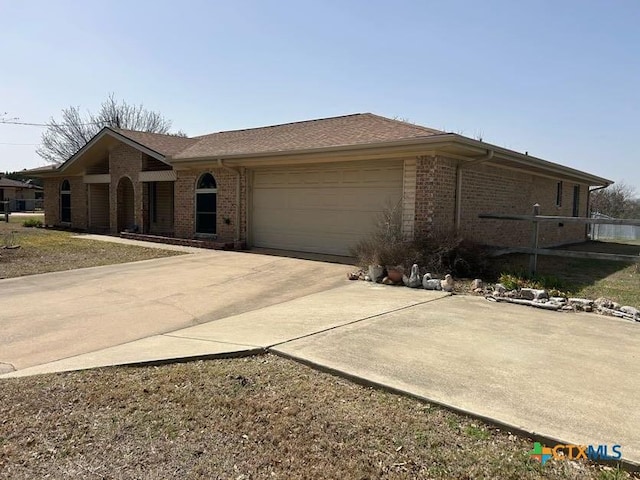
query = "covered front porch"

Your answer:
(84, 169), (176, 236)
